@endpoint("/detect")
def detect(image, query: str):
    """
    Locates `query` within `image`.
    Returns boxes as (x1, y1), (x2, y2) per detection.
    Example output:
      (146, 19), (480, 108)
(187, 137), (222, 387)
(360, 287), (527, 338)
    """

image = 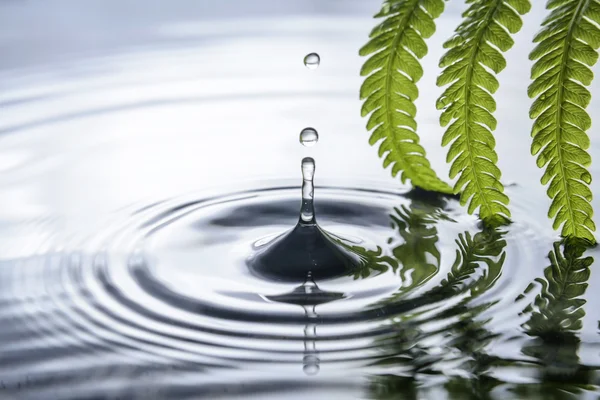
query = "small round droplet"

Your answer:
(300, 128), (319, 147)
(304, 53), (320, 70)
